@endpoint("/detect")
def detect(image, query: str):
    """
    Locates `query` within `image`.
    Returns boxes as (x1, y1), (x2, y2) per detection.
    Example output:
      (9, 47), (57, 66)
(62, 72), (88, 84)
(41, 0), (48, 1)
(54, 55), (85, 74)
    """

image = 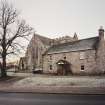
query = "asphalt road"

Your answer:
(0, 93), (105, 105)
